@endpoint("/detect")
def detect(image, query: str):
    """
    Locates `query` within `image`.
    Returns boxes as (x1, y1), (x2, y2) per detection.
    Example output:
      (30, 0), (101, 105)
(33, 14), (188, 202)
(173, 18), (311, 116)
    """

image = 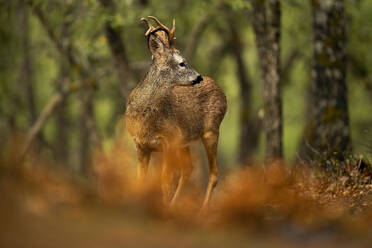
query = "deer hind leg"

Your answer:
(201, 131), (219, 211)
(136, 146), (151, 183)
(170, 146), (193, 207)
